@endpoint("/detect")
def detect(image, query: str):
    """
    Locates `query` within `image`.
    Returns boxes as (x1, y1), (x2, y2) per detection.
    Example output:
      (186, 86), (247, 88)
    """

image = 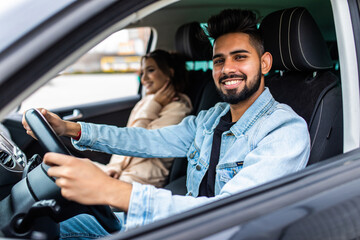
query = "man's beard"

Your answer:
(216, 68), (262, 104)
